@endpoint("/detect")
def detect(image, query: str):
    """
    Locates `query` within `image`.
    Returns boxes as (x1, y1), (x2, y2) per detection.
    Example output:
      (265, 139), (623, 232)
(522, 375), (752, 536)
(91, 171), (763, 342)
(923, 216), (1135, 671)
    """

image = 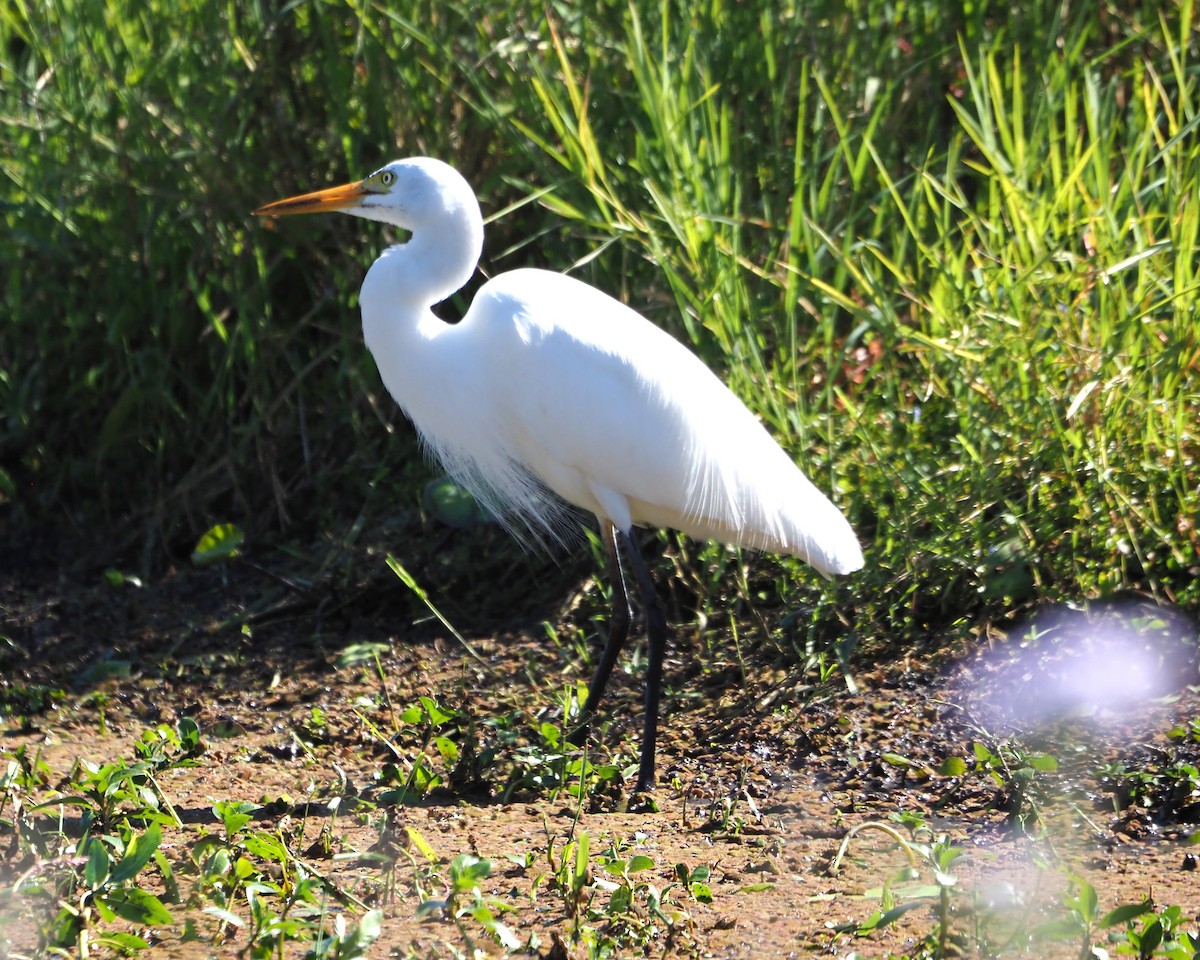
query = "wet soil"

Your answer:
(1, 541), (1198, 958)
